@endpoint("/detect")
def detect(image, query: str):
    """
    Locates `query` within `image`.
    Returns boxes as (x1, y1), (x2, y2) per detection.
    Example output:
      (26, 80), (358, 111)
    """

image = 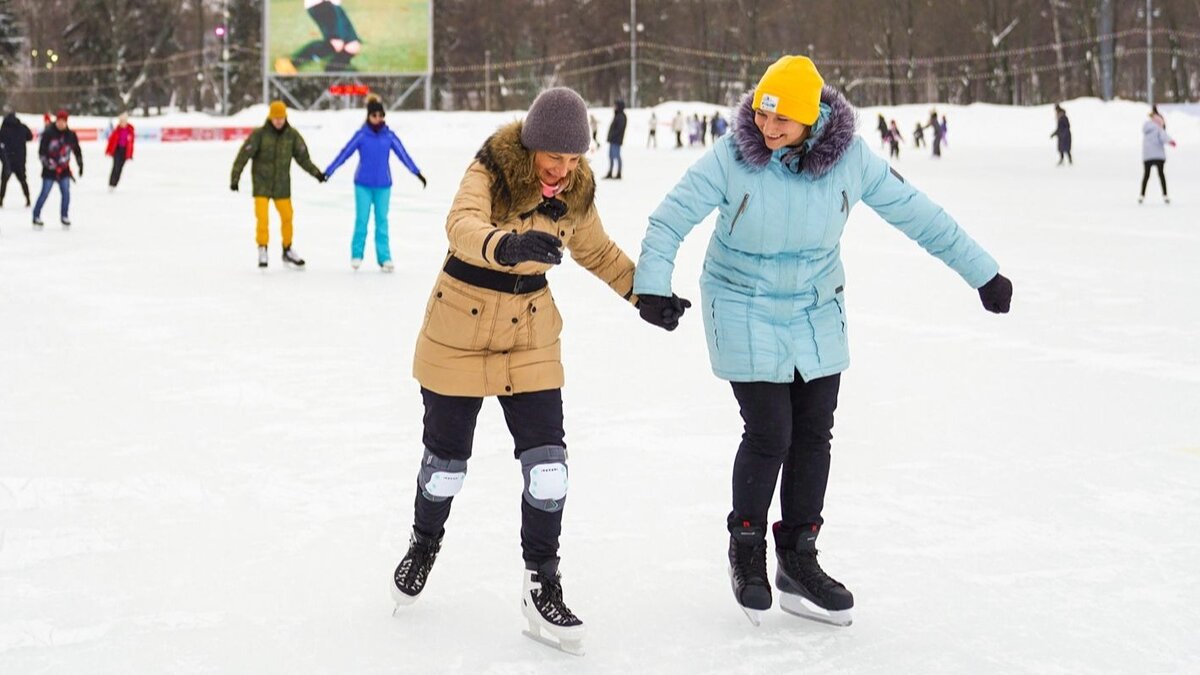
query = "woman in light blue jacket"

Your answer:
(633, 56), (1013, 627)
(1139, 109), (1175, 204)
(325, 97), (426, 271)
